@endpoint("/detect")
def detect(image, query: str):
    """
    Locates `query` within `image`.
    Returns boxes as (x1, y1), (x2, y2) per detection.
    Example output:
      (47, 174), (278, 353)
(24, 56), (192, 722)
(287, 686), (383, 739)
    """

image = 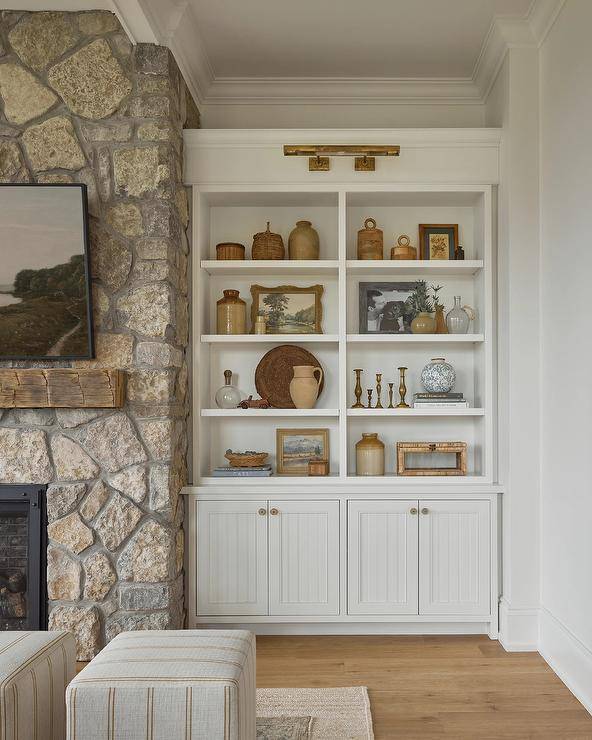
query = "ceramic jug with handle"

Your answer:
(289, 365), (323, 408)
